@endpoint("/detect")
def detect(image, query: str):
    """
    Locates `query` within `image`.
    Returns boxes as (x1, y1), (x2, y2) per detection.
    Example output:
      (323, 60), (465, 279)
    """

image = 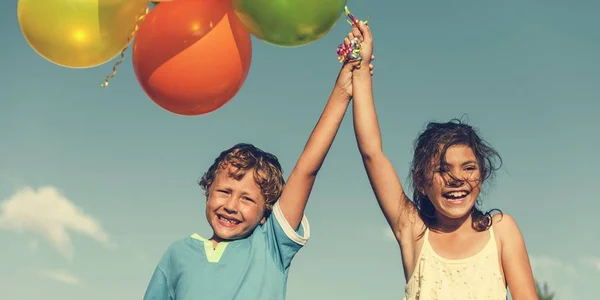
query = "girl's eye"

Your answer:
(217, 190), (230, 195)
(243, 197), (255, 203)
(465, 166), (477, 171)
